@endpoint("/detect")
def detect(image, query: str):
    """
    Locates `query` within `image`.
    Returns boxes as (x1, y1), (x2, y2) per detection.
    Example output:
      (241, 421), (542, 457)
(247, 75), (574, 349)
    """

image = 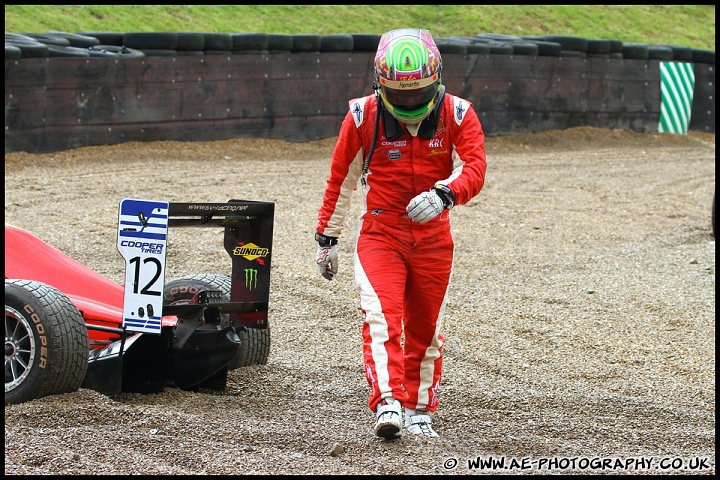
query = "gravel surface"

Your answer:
(4, 127), (716, 475)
